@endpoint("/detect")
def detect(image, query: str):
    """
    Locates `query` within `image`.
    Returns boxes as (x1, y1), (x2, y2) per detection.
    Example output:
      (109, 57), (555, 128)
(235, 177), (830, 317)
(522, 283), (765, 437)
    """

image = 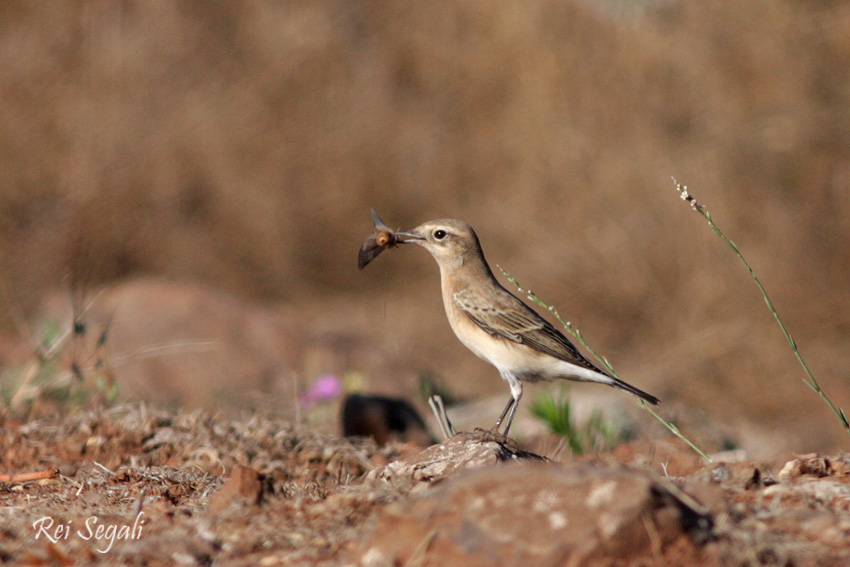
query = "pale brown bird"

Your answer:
(395, 219), (659, 436)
